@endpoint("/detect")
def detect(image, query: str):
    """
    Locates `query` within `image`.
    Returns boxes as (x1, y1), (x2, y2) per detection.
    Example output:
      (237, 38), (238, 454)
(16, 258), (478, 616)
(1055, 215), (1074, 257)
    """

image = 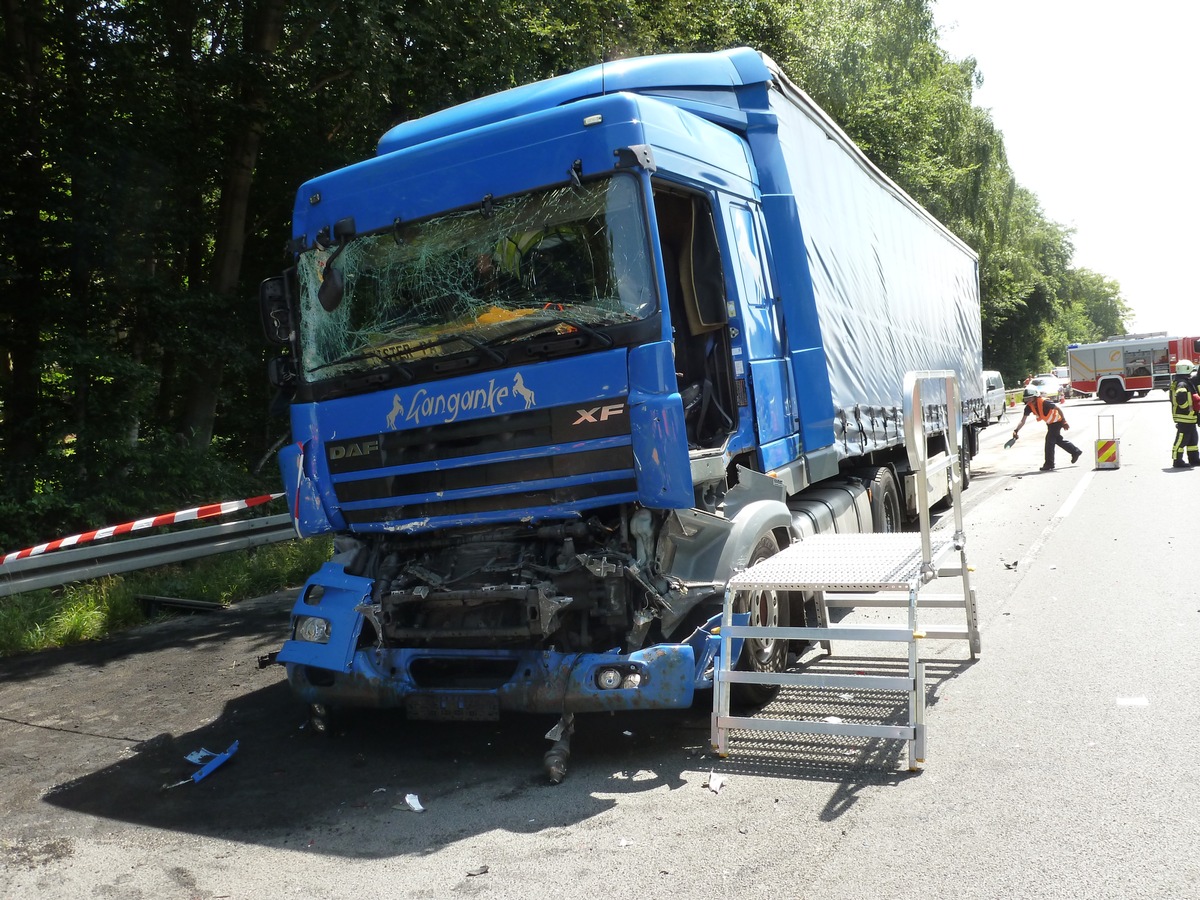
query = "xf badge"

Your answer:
(573, 404), (625, 425)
